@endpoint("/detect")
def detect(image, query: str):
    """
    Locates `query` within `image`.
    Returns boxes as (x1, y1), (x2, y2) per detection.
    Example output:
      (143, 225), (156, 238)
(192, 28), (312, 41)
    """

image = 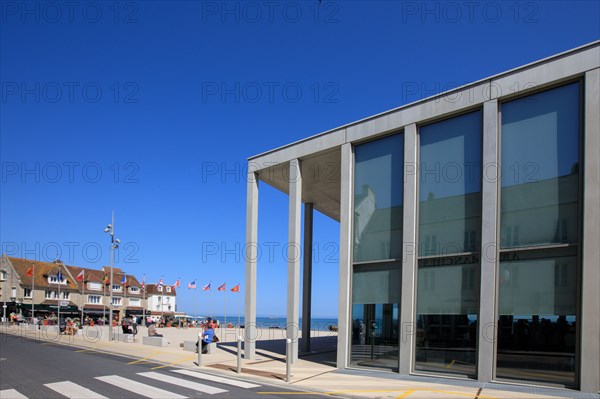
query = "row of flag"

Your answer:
(159, 277), (240, 293)
(24, 266), (241, 293)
